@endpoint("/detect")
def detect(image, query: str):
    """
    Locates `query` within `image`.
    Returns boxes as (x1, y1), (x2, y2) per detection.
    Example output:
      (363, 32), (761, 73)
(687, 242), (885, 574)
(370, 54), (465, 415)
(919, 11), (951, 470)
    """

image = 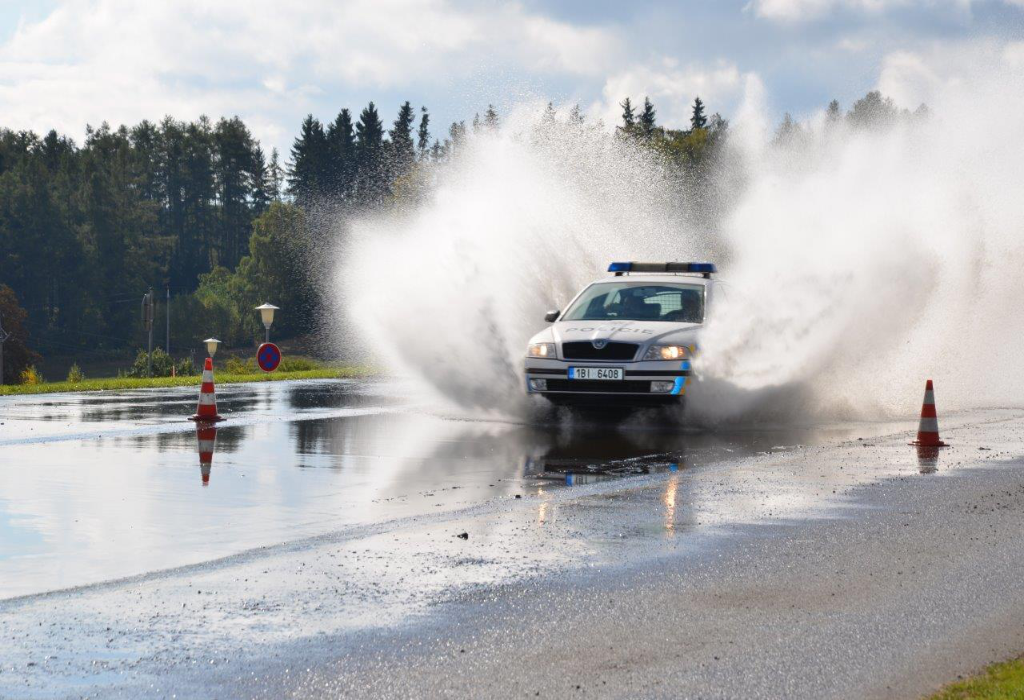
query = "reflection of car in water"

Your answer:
(523, 430), (681, 484)
(524, 262), (720, 406)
